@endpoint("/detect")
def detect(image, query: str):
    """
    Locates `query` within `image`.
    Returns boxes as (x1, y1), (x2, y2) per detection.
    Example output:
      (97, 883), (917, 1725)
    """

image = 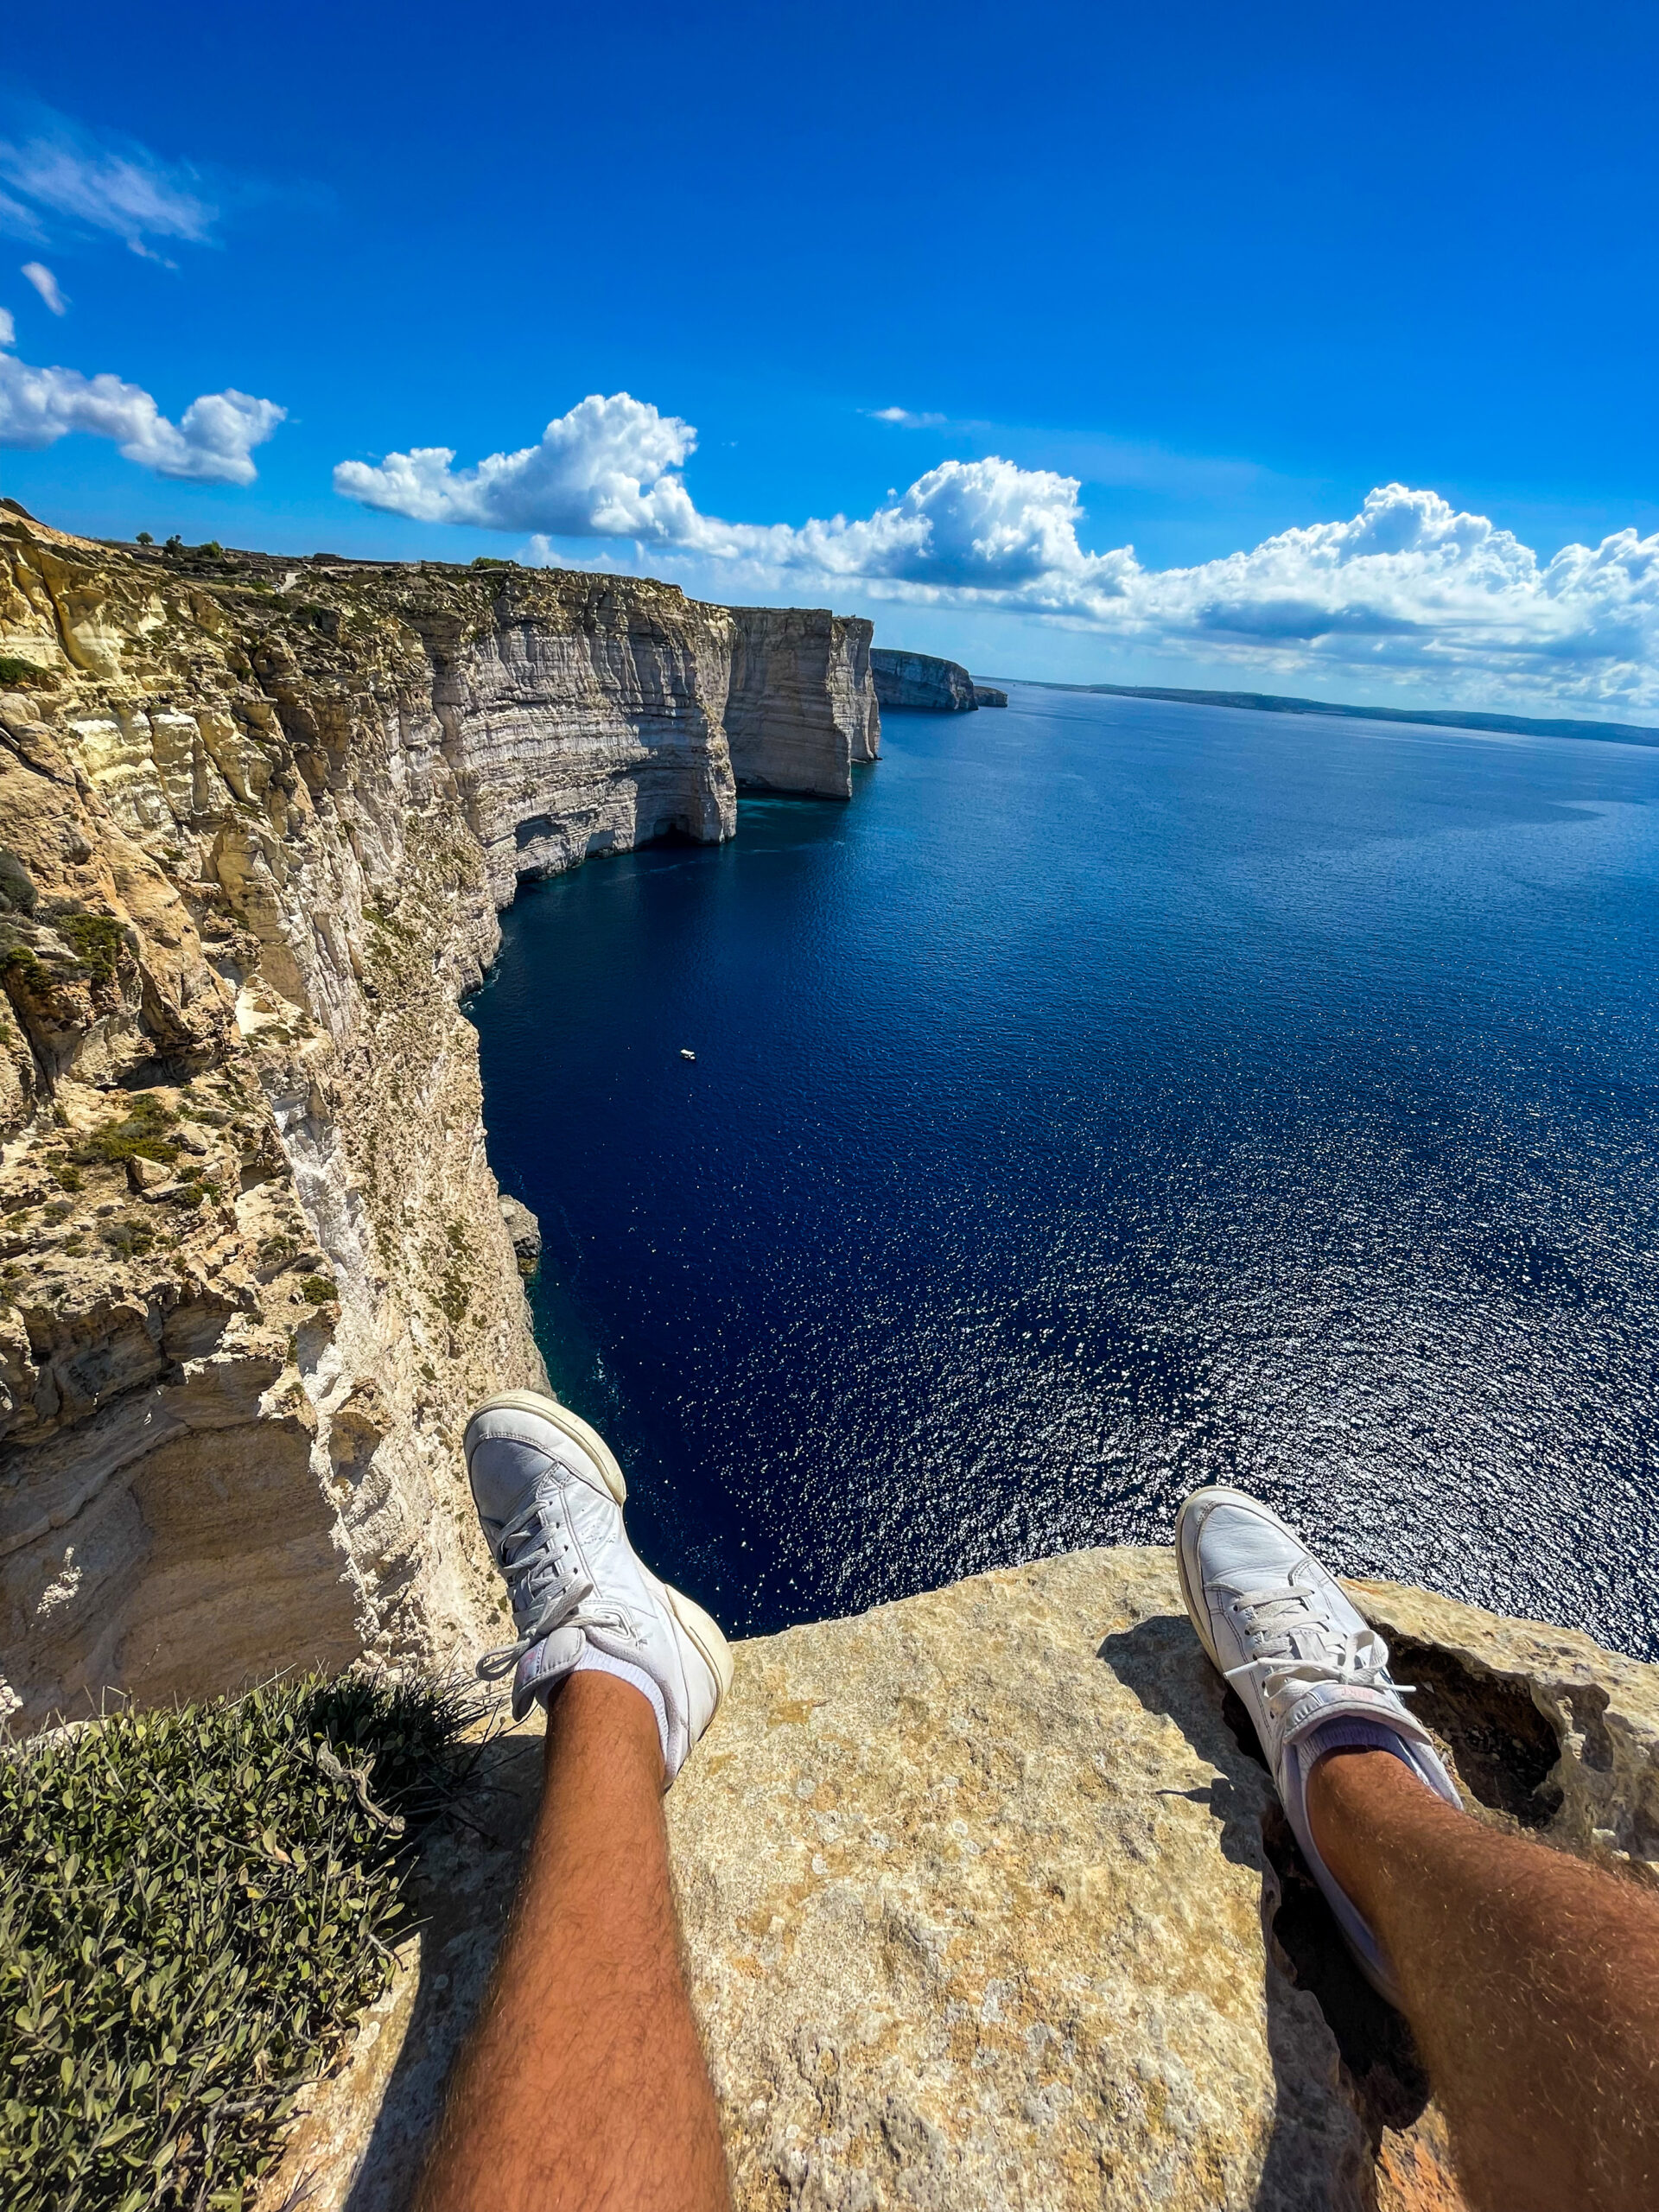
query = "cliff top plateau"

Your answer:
(265, 1543), (1659, 2212)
